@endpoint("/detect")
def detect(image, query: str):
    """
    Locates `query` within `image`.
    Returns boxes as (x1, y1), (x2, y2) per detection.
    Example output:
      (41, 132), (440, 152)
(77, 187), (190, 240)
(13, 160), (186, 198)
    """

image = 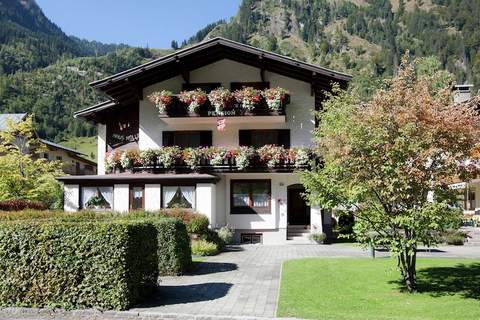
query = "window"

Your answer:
(56, 156), (62, 161)
(162, 186), (196, 209)
(239, 129), (290, 148)
(162, 131), (212, 148)
(130, 185), (144, 210)
(231, 180), (271, 214)
(81, 186), (113, 210)
(43, 153), (49, 160)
